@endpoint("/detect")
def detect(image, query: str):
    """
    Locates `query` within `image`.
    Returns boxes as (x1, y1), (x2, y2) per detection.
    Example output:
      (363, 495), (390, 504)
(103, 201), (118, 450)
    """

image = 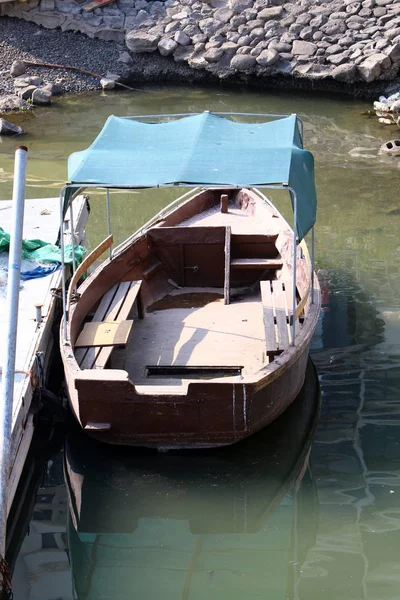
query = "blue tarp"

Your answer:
(67, 112), (317, 240)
